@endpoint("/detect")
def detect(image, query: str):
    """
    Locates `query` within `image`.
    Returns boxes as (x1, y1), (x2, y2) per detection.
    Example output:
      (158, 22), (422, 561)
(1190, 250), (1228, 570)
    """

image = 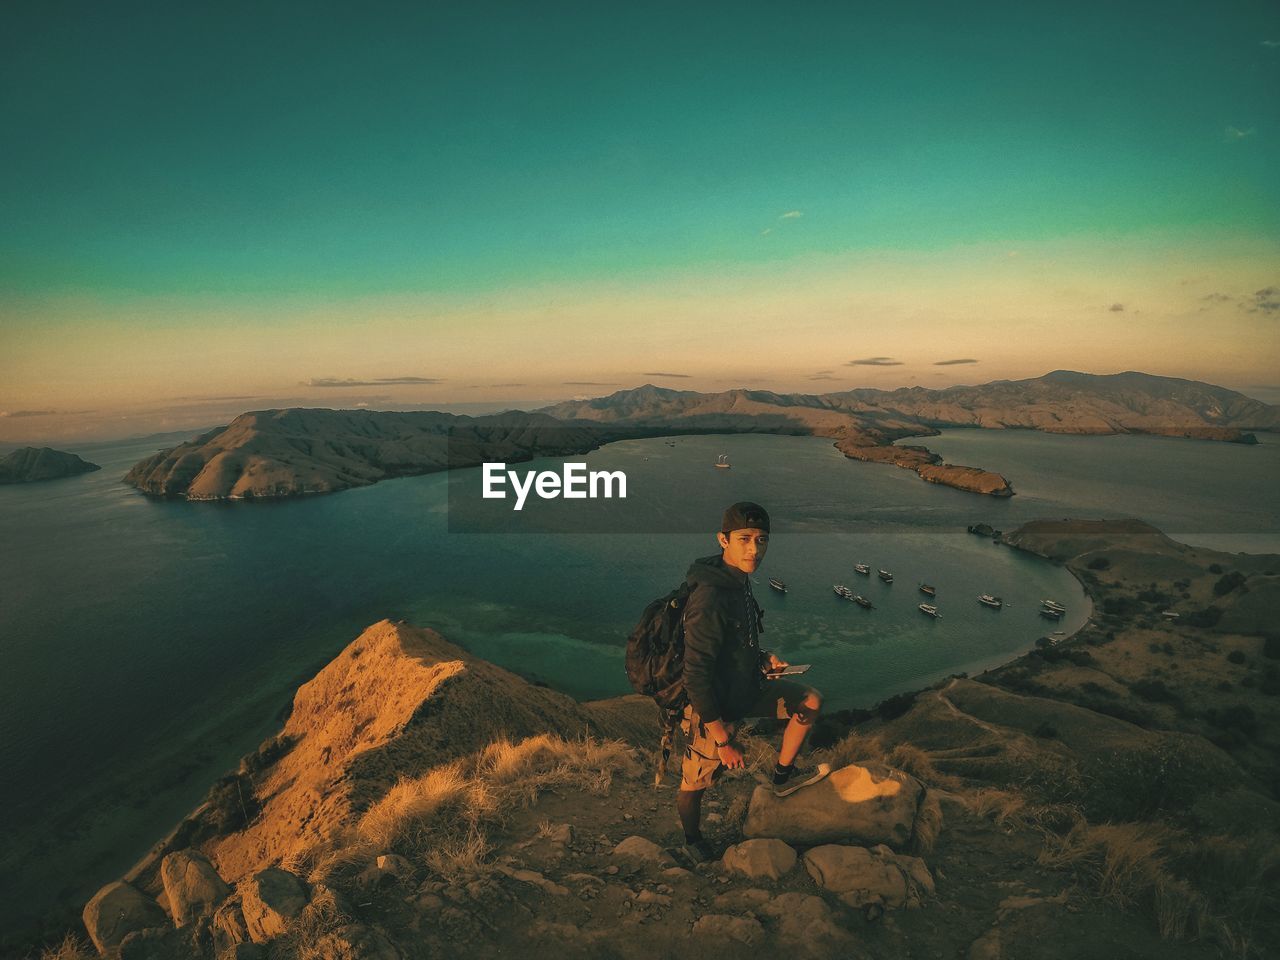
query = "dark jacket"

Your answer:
(682, 555), (767, 724)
